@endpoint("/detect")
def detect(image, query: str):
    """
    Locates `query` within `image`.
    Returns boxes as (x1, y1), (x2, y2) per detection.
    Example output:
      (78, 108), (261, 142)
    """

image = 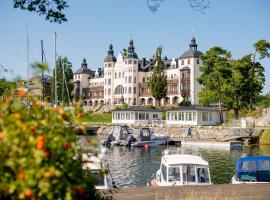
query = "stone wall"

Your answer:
(97, 125), (229, 141)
